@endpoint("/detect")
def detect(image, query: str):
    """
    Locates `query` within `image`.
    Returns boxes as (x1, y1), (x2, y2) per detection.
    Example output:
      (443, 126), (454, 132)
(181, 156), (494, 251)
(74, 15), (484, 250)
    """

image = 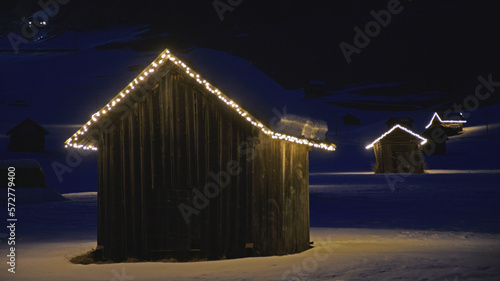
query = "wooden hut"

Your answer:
(425, 112), (466, 135)
(386, 116), (414, 129)
(342, 113), (360, 125)
(65, 49), (336, 261)
(7, 119), (49, 152)
(366, 125), (427, 173)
